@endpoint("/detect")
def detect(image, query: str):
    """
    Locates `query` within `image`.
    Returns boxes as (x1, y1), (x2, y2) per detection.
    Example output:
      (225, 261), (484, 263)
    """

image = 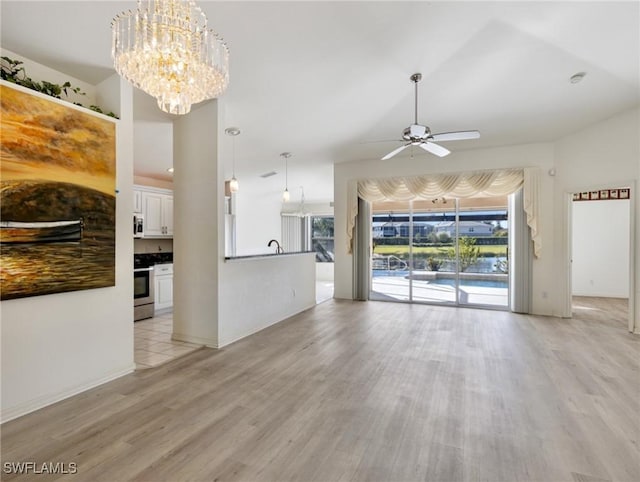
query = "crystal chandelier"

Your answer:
(111, 0), (230, 115)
